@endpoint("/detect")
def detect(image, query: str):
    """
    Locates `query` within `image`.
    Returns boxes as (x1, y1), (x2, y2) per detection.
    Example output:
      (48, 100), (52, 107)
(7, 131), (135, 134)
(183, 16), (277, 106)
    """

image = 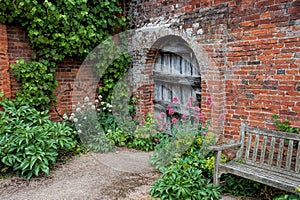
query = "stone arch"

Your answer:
(131, 27), (226, 134)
